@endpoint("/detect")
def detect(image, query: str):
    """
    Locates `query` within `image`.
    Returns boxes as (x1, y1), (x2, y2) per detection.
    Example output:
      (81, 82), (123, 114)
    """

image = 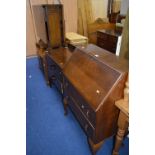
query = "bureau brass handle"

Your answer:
(81, 105), (84, 109)
(86, 110), (89, 117)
